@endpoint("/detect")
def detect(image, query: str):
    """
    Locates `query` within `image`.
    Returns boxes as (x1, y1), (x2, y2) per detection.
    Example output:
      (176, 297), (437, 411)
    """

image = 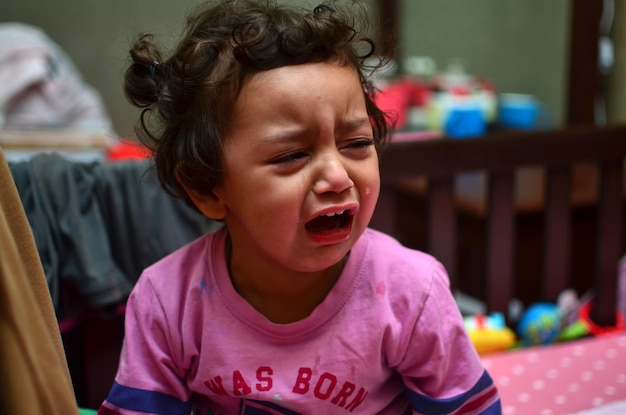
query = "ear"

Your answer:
(187, 188), (227, 220)
(176, 170), (227, 220)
